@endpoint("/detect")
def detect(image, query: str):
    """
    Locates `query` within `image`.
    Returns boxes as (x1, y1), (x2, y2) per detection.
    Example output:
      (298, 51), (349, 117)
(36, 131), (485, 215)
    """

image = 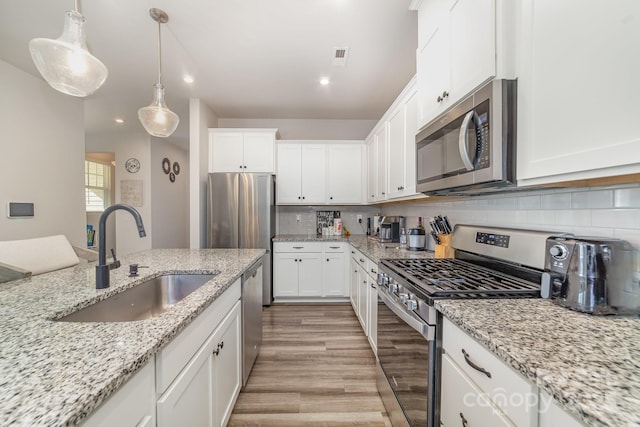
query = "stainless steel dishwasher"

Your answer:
(241, 259), (263, 386)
